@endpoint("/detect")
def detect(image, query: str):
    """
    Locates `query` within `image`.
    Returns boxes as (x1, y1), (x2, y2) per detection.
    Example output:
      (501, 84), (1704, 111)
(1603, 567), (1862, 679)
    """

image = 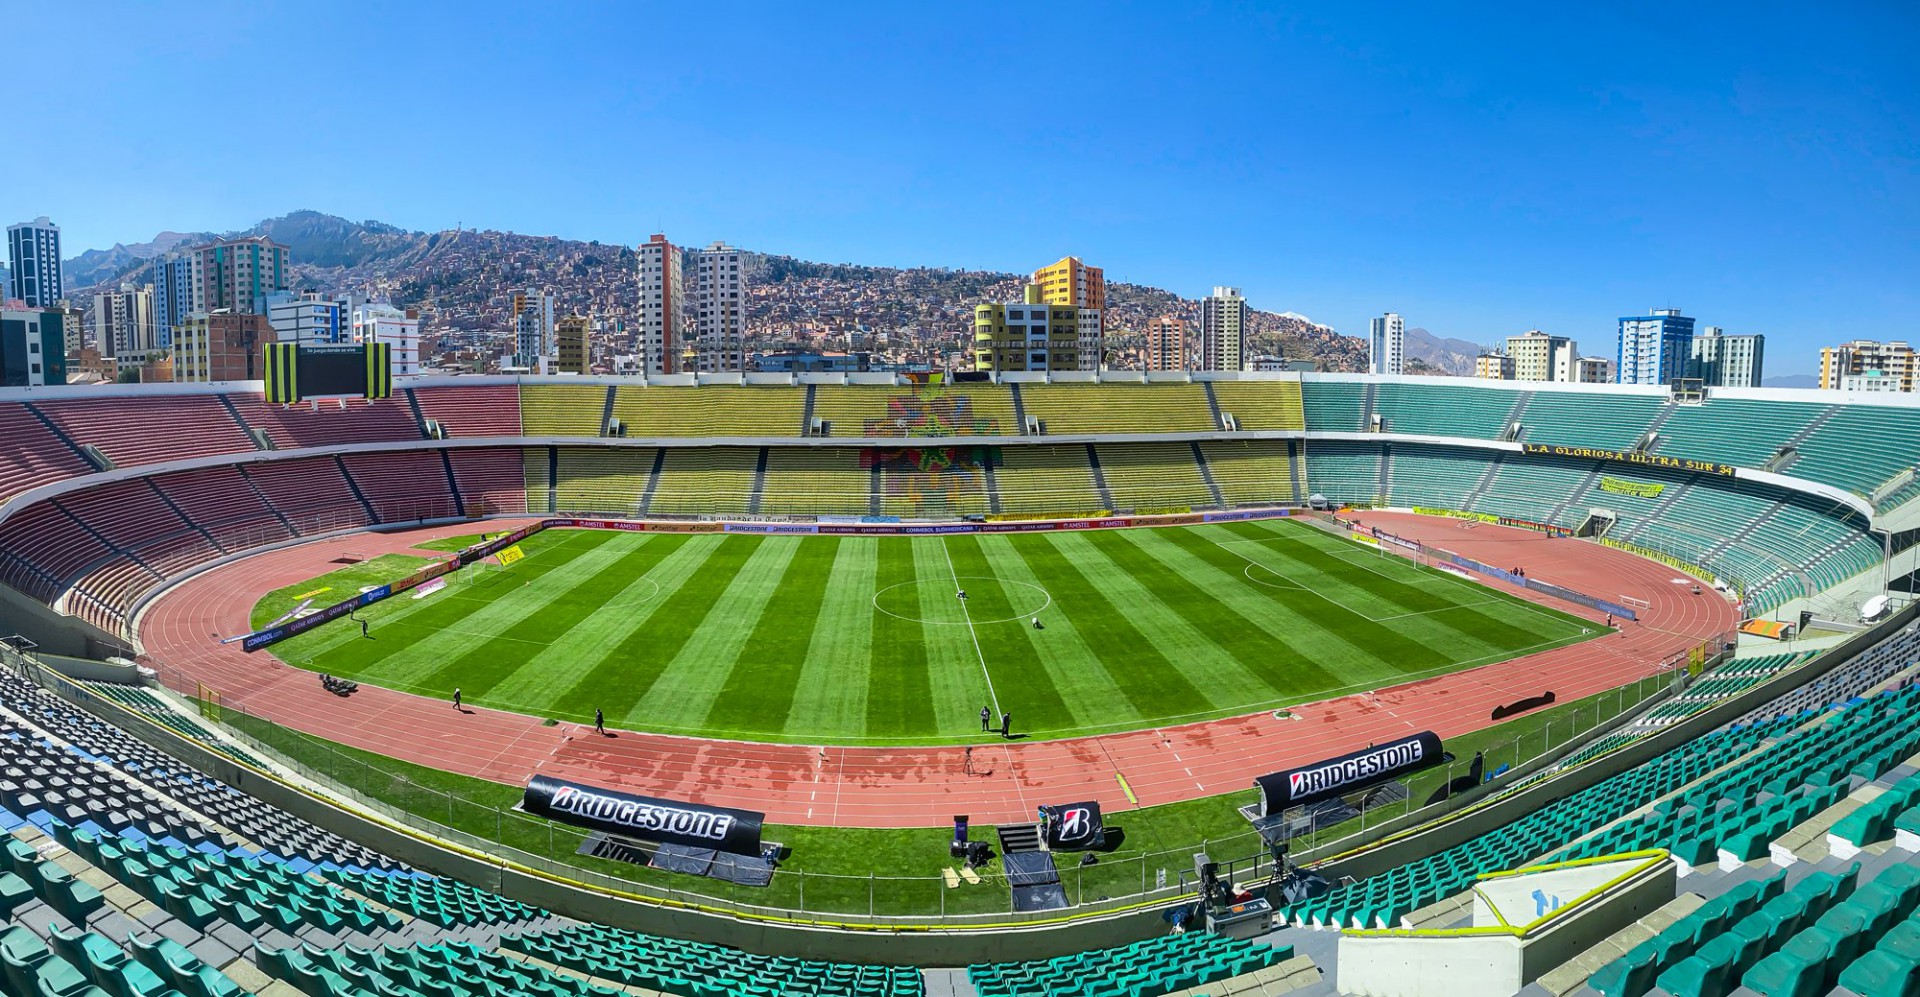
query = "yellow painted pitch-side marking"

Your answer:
(1115, 772), (1137, 804)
